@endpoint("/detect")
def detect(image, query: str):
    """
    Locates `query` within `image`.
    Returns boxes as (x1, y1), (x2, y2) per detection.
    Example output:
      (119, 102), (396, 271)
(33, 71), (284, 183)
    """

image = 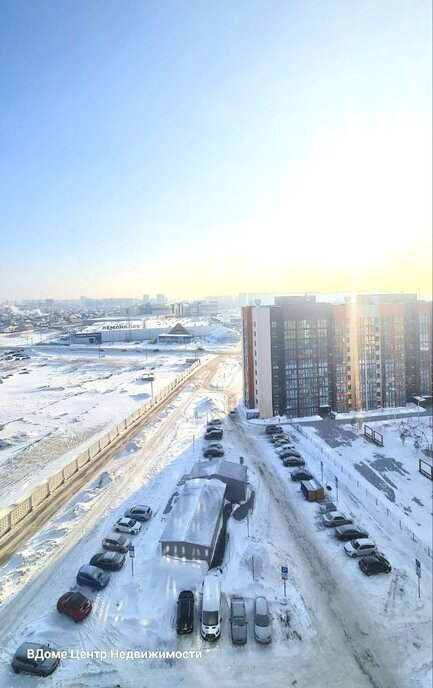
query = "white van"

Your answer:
(201, 574), (221, 641)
